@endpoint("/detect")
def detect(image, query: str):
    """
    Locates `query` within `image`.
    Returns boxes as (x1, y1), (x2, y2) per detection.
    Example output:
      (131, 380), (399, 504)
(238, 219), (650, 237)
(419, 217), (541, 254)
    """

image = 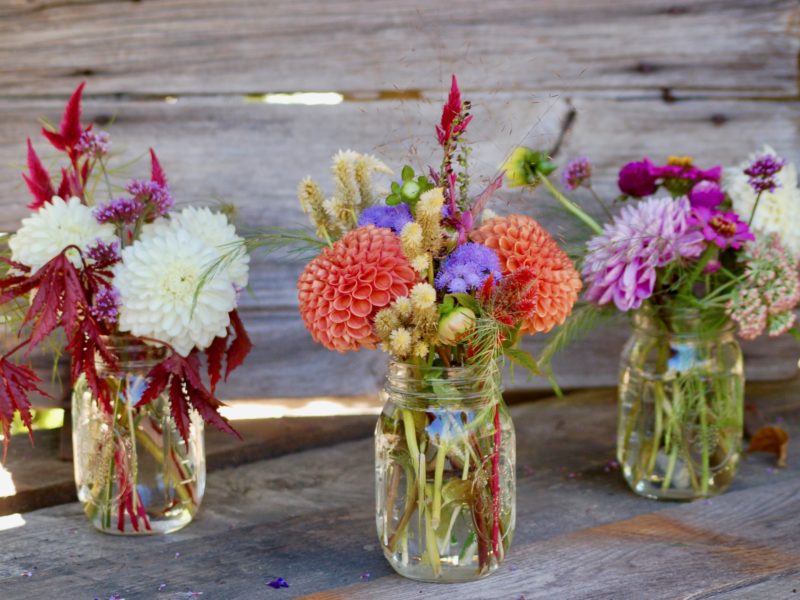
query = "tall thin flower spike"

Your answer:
(22, 139), (55, 210)
(149, 148), (168, 187)
(41, 82), (86, 151)
(436, 74), (462, 146)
